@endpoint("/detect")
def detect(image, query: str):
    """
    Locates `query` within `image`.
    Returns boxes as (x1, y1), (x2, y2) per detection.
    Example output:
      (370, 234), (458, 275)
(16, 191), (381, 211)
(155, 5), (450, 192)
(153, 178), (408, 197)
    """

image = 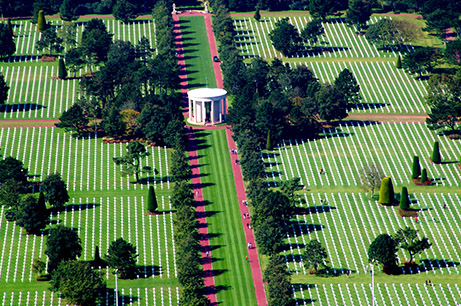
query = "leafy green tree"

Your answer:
(33, 257), (46, 278)
(171, 181), (195, 209)
(266, 130), (272, 150)
(57, 103), (89, 137)
(170, 149), (192, 182)
(334, 68), (361, 105)
(368, 233), (398, 272)
(396, 55), (402, 69)
(254, 216), (285, 256)
(0, 156), (28, 184)
(37, 10), (46, 32)
(393, 227), (431, 263)
(105, 238), (138, 279)
(42, 173), (69, 208)
(254, 8), (261, 21)
(16, 194), (48, 234)
(316, 83), (348, 122)
(402, 47), (438, 78)
(399, 186), (410, 210)
(280, 177), (301, 205)
(269, 17), (301, 56)
(309, 0), (336, 20)
(411, 156), (421, 179)
(0, 23), (15, 58)
(81, 19), (113, 62)
(58, 58), (67, 79)
(50, 260), (105, 306)
(101, 106), (125, 137)
(36, 27), (63, 56)
(444, 40), (461, 65)
(0, 178), (23, 209)
(346, 0), (372, 32)
(59, 0), (78, 21)
(420, 168), (428, 183)
(267, 272), (293, 306)
(113, 141), (150, 183)
(58, 22), (77, 49)
(147, 186), (158, 213)
(65, 48), (84, 77)
(366, 19), (421, 50)
(0, 72), (9, 105)
(135, 36), (153, 65)
(378, 176), (395, 205)
(45, 225), (82, 272)
(304, 239), (328, 272)
(113, 0), (136, 23)
(431, 141), (441, 164)
(300, 19), (324, 46)
(423, 9), (457, 41)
